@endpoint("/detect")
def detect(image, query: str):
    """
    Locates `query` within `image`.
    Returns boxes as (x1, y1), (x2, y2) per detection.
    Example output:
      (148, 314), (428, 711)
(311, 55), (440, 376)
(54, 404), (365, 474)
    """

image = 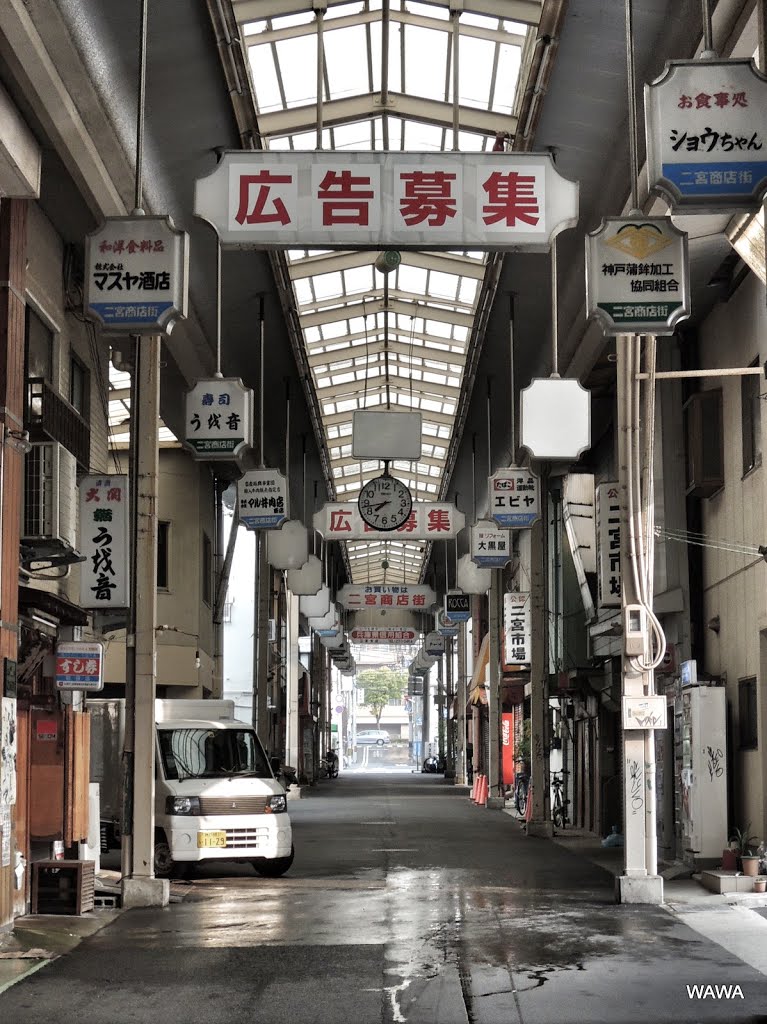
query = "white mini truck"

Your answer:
(89, 698), (294, 878)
